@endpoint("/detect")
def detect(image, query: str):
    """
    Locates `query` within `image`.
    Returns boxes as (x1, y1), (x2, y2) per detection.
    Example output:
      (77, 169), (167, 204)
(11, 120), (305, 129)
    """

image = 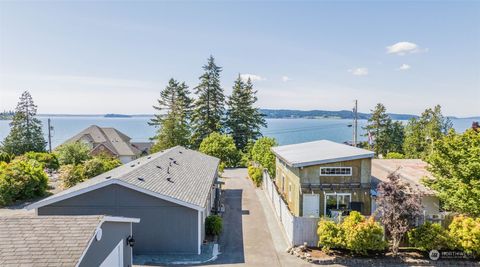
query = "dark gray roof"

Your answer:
(29, 146), (220, 210)
(62, 125), (141, 156)
(0, 216), (102, 266)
